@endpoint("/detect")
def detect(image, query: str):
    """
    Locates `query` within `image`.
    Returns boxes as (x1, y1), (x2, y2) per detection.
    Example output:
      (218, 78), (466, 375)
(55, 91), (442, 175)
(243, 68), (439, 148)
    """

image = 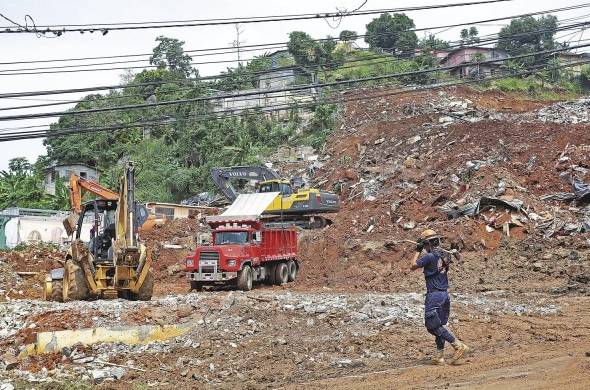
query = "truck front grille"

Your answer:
(199, 251), (219, 262)
(199, 251), (219, 273)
